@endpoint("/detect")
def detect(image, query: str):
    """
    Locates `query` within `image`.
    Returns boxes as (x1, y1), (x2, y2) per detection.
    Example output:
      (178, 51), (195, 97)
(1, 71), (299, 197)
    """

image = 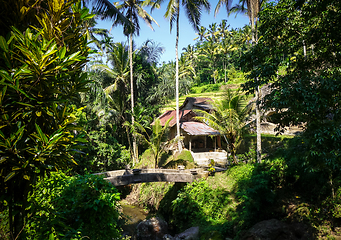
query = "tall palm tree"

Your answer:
(199, 37), (220, 83)
(139, 39), (165, 65)
(218, 34), (237, 83)
(112, 0), (159, 164)
(215, 0), (263, 163)
(91, 42), (134, 154)
(86, 0), (131, 26)
(182, 44), (198, 77)
(153, 0), (210, 152)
